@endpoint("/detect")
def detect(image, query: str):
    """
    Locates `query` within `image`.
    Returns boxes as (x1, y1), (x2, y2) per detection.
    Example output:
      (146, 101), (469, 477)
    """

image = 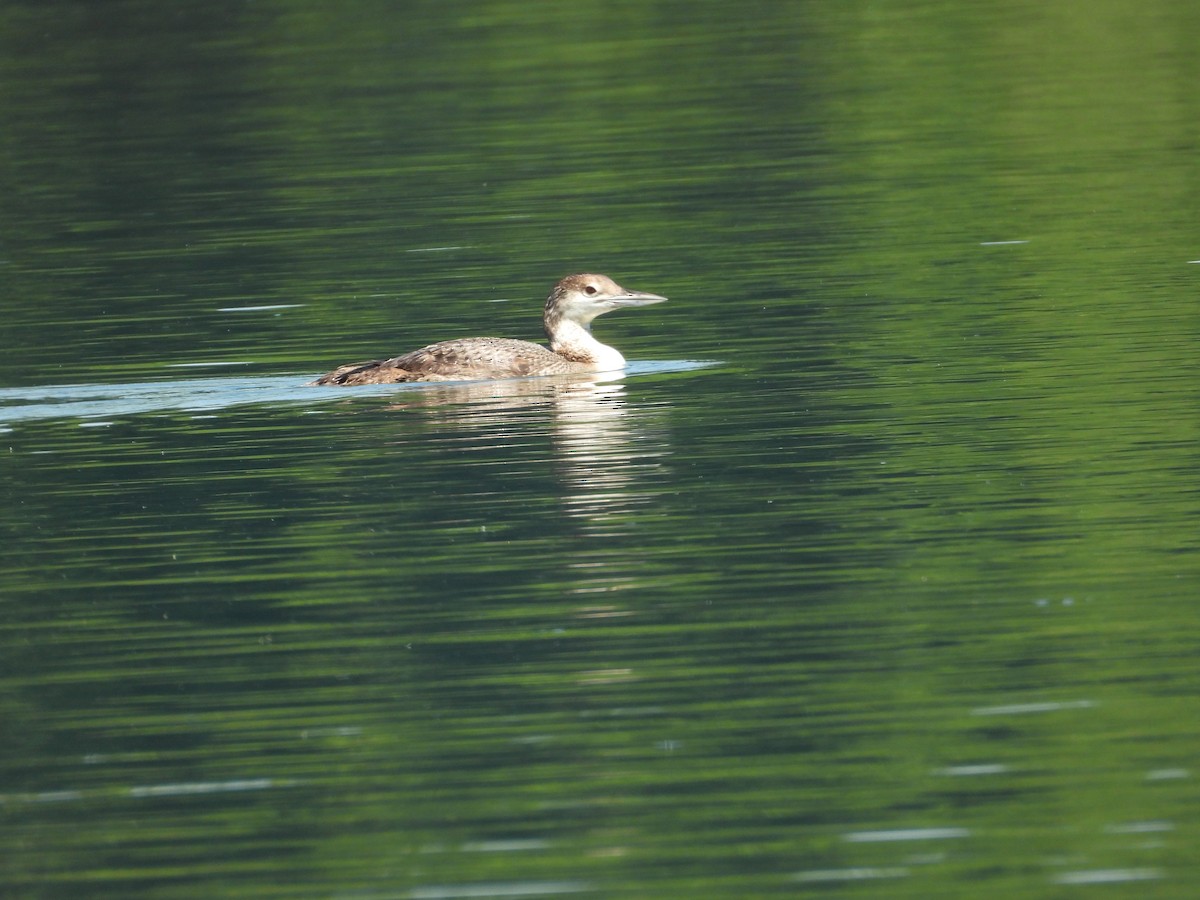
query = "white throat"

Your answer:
(549, 319), (627, 371)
